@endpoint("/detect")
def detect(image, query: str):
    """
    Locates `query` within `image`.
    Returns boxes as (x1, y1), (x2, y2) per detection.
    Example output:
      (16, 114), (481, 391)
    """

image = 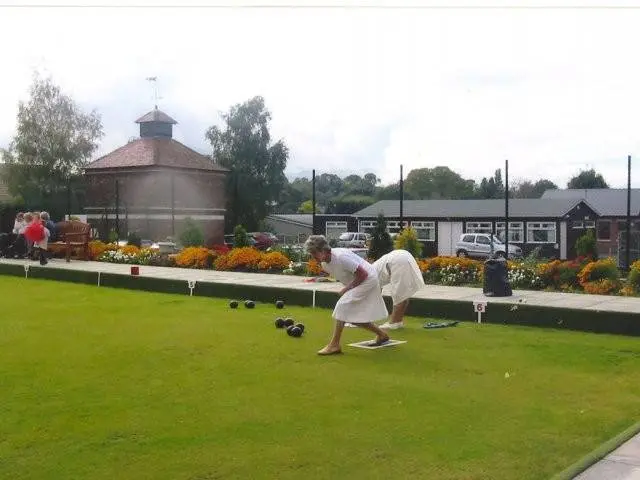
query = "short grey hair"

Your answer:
(40, 211), (50, 221)
(304, 235), (331, 254)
